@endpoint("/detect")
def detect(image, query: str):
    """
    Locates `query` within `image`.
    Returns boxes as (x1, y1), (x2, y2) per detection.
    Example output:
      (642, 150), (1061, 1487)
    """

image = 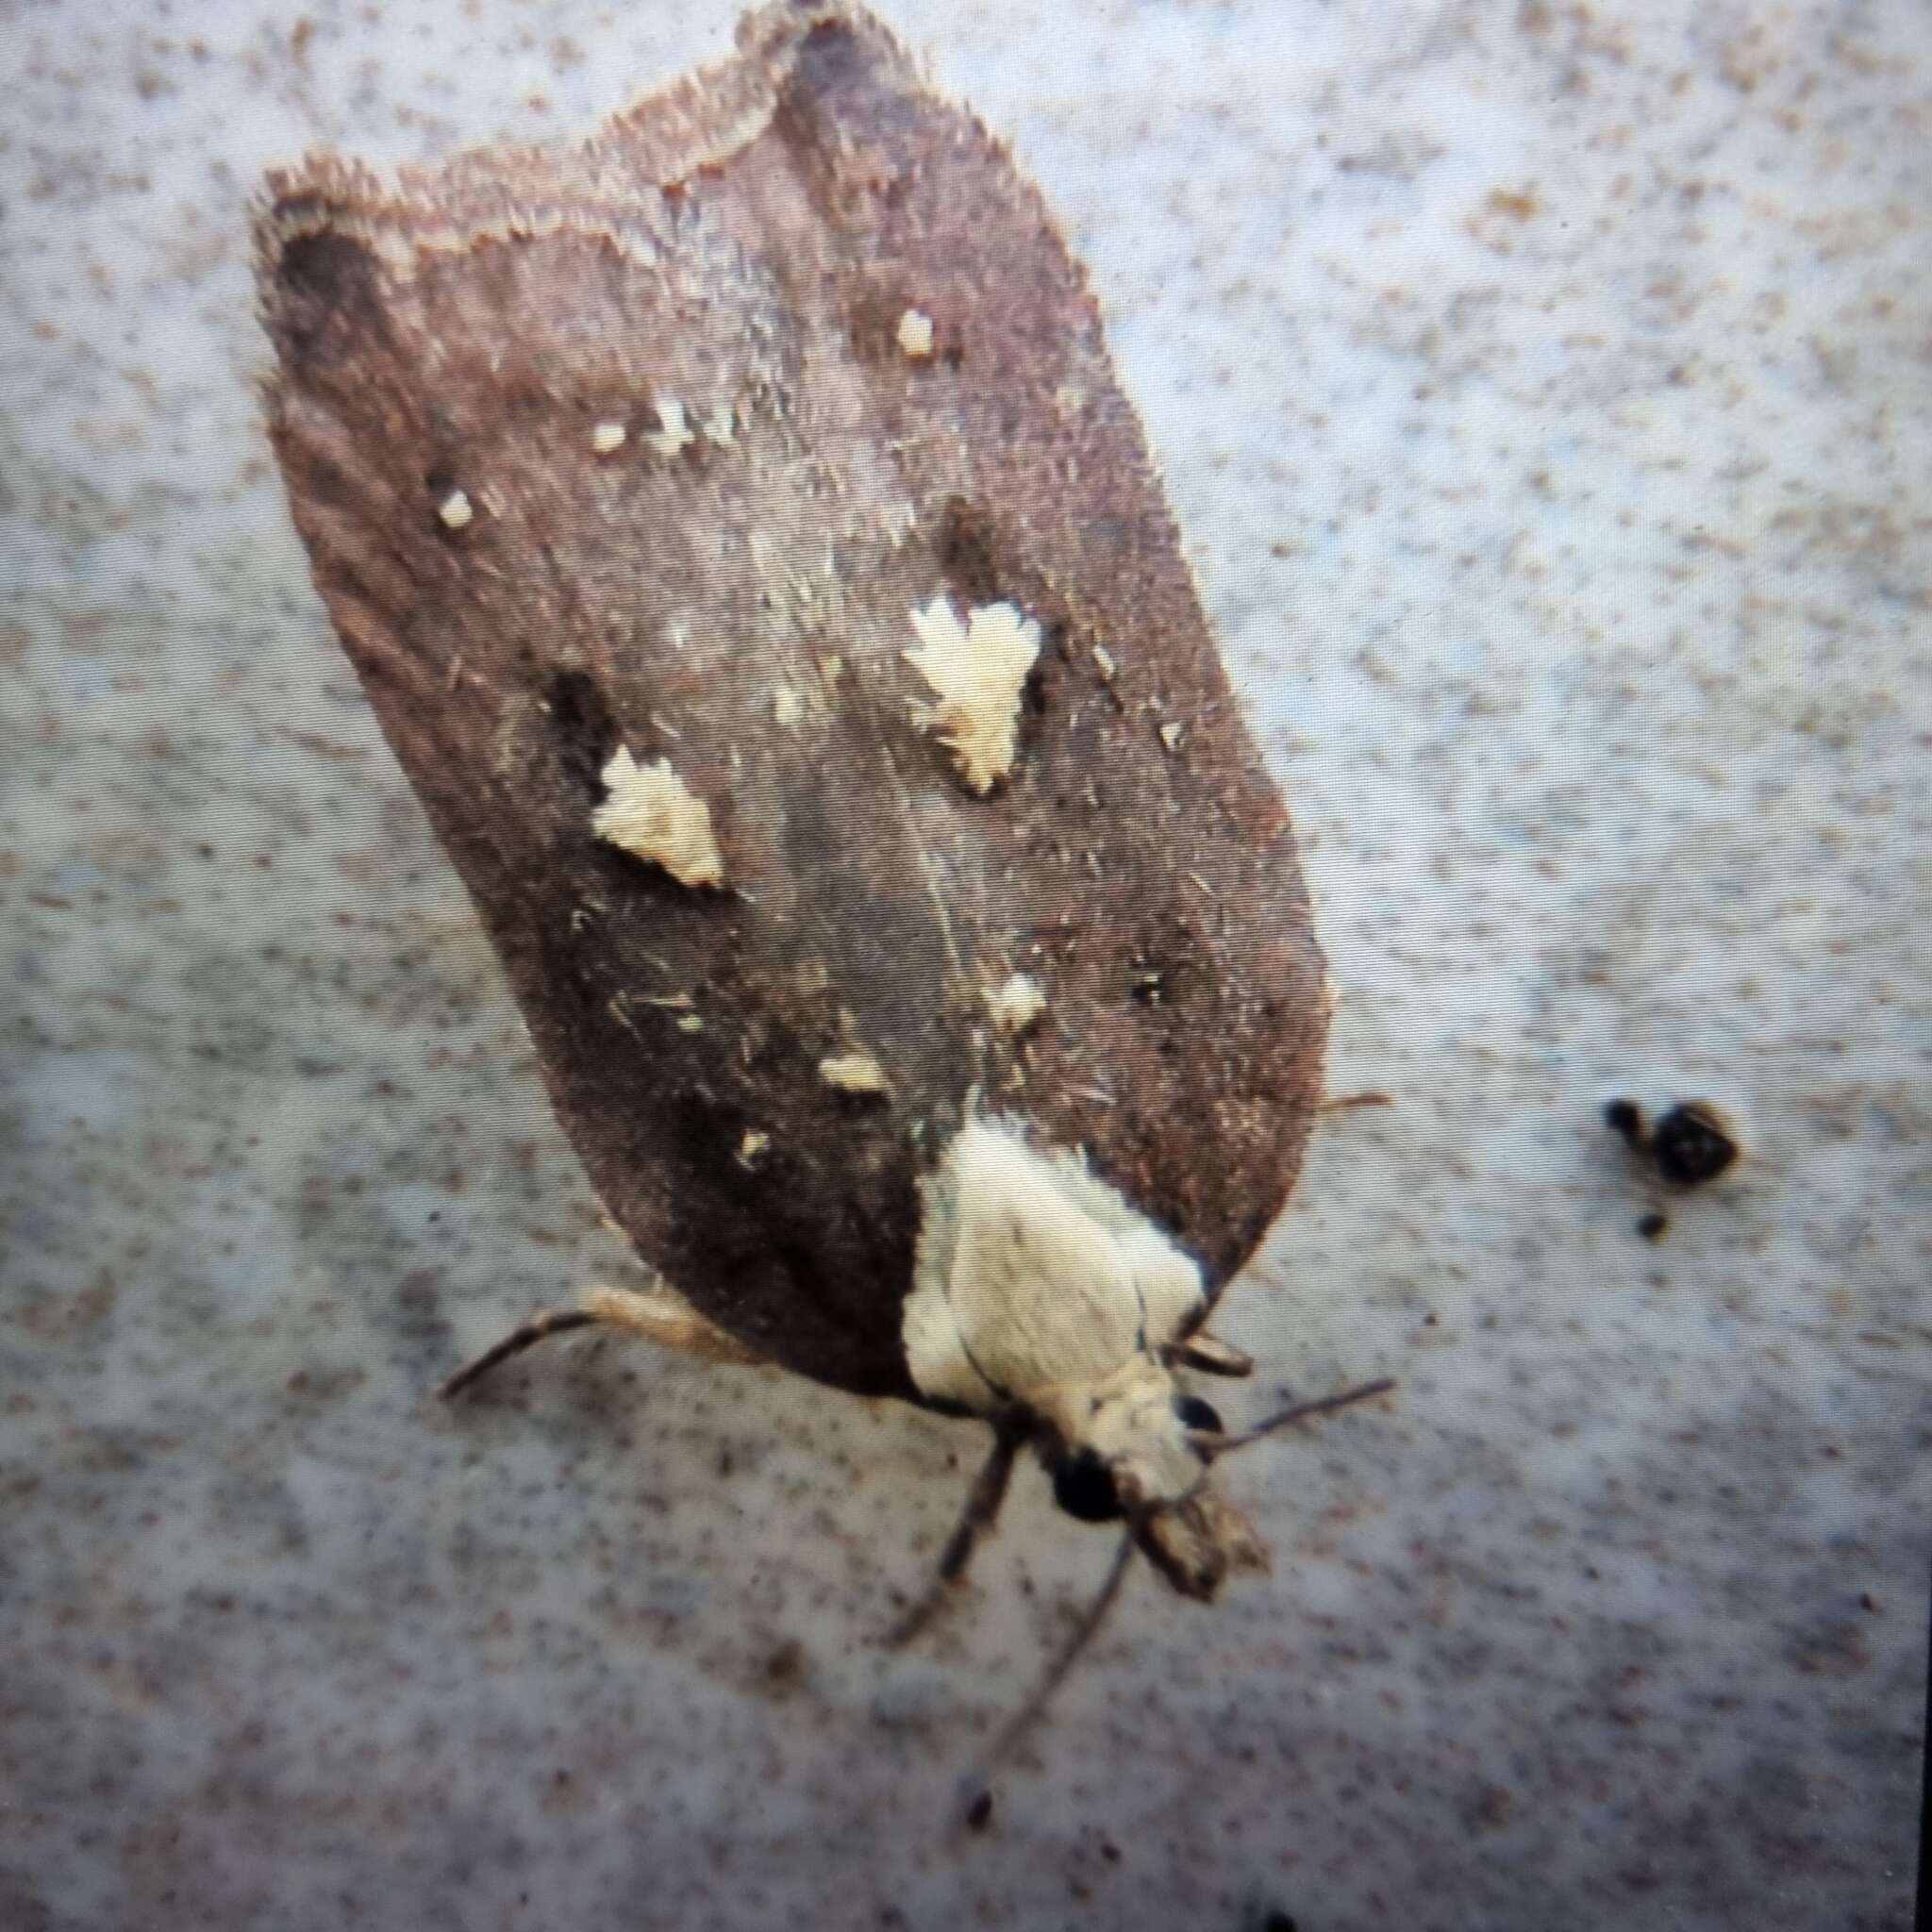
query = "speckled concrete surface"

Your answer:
(2, 4), (1926, 1928)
